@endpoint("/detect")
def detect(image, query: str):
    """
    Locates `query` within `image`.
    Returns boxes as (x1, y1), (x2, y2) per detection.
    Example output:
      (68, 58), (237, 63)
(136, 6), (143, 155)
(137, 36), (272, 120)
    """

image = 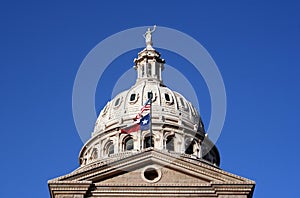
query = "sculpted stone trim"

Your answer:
(75, 154), (152, 181)
(150, 154), (224, 182)
(50, 149), (254, 185)
(94, 183), (212, 187)
(90, 188), (224, 196)
(88, 184), (254, 197)
(48, 181), (92, 198)
(57, 152), (252, 184)
(51, 148), (252, 182)
(49, 181), (91, 184)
